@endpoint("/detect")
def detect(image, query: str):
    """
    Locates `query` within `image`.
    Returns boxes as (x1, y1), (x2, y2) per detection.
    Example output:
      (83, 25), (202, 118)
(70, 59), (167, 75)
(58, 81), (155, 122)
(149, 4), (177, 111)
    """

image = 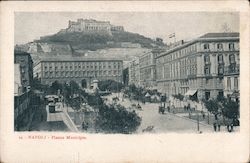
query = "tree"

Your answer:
(98, 80), (124, 92)
(204, 99), (220, 119)
(50, 81), (62, 94)
(95, 104), (141, 134)
(222, 98), (239, 119)
(69, 80), (80, 93)
(70, 97), (81, 111)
